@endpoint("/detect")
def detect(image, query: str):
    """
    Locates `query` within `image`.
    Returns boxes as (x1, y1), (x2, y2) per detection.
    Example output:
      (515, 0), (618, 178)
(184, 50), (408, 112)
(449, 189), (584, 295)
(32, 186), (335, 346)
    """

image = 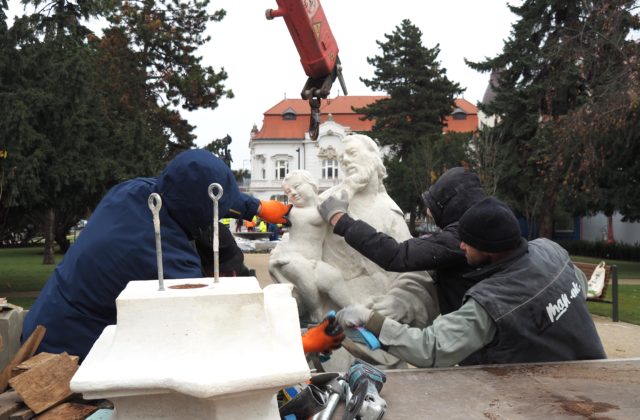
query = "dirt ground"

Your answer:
(244, 253), (640, 359)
